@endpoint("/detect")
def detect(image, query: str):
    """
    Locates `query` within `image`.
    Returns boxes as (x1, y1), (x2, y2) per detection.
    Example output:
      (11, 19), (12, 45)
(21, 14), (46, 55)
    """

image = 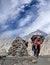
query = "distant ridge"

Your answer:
(23, 29), (48, 41)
